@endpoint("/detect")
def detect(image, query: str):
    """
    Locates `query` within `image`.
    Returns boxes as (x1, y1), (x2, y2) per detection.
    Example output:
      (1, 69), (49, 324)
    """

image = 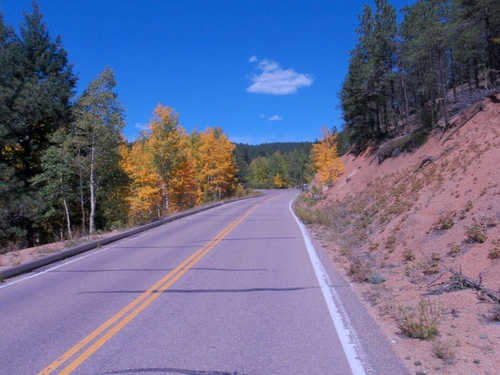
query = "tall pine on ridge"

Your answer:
(0, 3), (76, 246)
